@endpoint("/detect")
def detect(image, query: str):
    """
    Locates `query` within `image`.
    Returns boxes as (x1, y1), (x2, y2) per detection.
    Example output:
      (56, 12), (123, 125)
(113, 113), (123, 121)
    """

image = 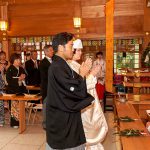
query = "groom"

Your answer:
(46, 32), (94, 150)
